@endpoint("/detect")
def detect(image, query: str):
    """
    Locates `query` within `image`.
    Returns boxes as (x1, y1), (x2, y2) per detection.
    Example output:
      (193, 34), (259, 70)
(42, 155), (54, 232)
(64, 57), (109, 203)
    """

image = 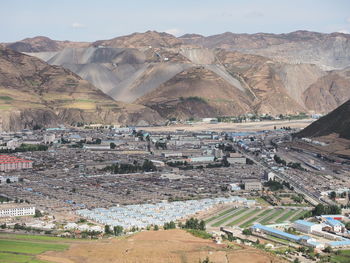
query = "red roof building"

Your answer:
(0, 155), (33, 172)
